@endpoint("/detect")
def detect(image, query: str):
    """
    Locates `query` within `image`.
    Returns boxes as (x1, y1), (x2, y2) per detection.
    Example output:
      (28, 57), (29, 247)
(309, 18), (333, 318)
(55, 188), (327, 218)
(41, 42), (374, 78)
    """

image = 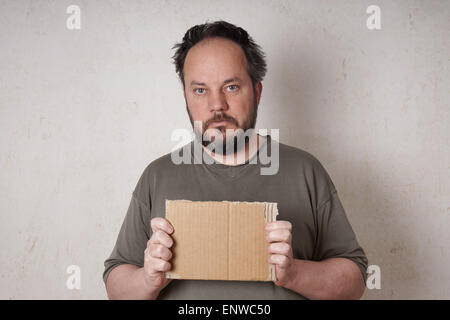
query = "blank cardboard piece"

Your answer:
(165, 200), (279, 281)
